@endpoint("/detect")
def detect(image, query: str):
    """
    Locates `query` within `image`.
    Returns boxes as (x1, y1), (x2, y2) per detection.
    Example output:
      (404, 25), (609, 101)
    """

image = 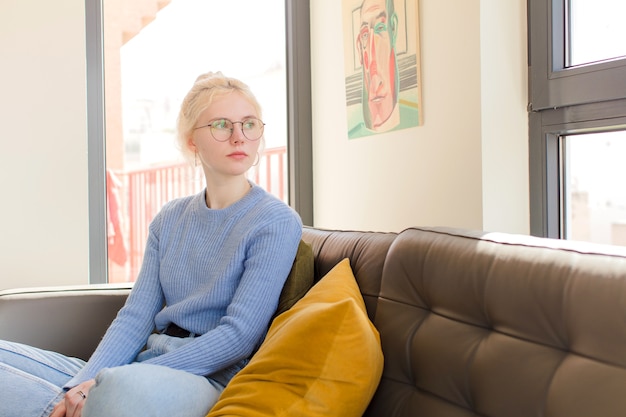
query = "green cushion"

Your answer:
(274, 240), (315, 318)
